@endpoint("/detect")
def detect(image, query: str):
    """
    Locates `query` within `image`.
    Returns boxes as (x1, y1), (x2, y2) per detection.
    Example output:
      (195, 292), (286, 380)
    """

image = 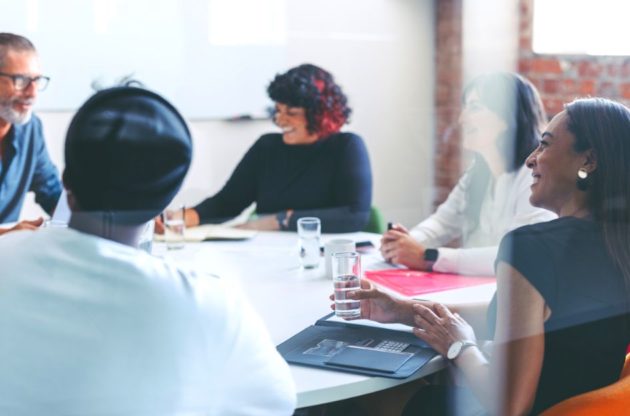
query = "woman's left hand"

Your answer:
(235, 215), (280, 231)
(411, 303), (477, 356)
